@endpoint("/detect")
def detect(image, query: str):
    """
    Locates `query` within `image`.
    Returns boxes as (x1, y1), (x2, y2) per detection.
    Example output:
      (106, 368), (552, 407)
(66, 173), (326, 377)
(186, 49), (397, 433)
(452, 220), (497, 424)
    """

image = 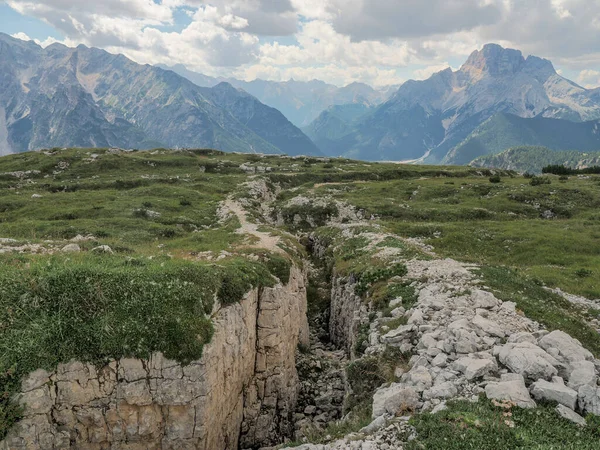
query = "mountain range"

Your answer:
(0, 33), (321, 157)
(305, 44), (600, 163)
(158, 64), (395, 128)
(2, 33), (600, 165)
